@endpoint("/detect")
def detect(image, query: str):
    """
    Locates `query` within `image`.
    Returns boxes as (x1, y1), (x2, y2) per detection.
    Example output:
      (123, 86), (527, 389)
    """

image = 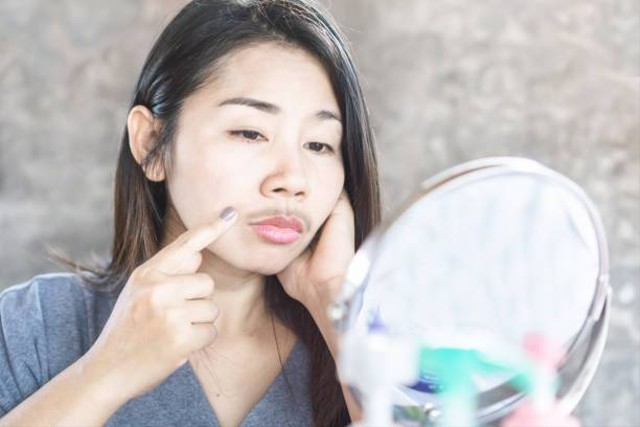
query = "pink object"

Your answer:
(523, 332), (566, 368)
(501, 332), (580, 427)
